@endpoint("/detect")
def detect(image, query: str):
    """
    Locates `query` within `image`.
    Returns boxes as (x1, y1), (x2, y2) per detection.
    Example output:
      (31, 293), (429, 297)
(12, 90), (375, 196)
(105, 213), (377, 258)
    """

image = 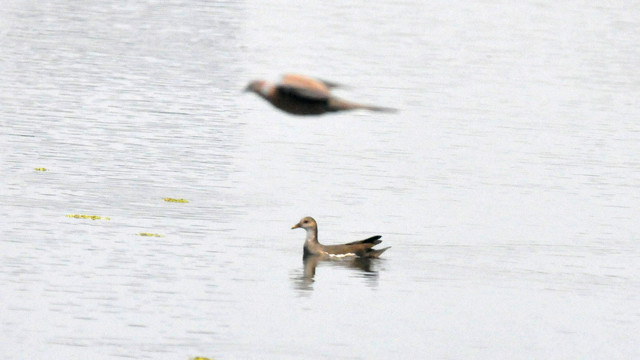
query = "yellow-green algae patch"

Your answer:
(66, 214), (111, 220)
(137, 233), (164, 237)
(192, 357), (213, 360)
(34, 168), (48, 171)
(164, 197), (188, 203)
